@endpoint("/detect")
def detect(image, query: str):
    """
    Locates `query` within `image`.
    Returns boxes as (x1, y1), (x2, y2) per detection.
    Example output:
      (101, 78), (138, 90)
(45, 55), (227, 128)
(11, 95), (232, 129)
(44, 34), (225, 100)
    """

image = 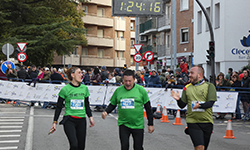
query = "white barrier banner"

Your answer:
(0, 80), (238, 113)
(87, 86), (106, 105)
(213, 92), (238, 113)
(104, 86), (118, 105)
